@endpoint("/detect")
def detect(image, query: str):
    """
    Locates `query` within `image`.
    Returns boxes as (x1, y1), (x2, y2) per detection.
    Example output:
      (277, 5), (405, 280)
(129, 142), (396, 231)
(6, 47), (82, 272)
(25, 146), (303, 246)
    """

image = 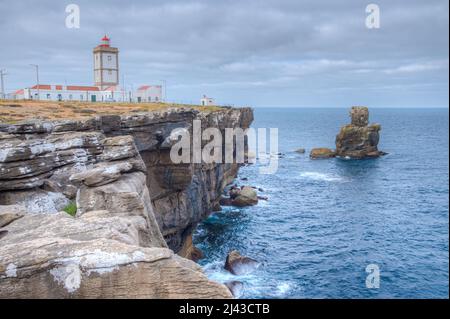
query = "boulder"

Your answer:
(231, 186), (258, 207)
(310, 148), (336, 159)
(295, 148), (306, 154)
(229, 186), (241, 199)
(224, 250), (259, 275)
